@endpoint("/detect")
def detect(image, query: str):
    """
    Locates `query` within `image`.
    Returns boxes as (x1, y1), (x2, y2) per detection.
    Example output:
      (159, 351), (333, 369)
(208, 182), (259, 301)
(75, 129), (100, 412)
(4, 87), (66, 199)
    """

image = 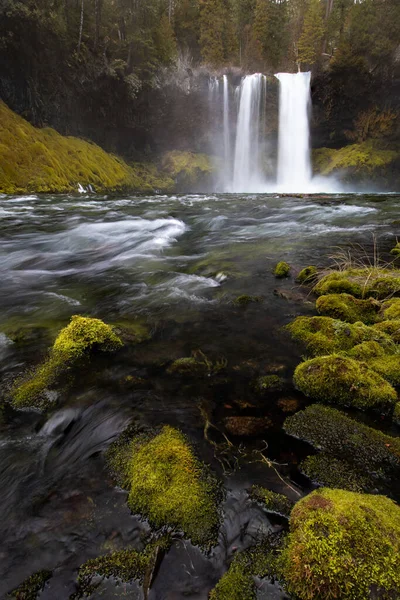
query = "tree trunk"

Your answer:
(77, 0), (84, 53)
